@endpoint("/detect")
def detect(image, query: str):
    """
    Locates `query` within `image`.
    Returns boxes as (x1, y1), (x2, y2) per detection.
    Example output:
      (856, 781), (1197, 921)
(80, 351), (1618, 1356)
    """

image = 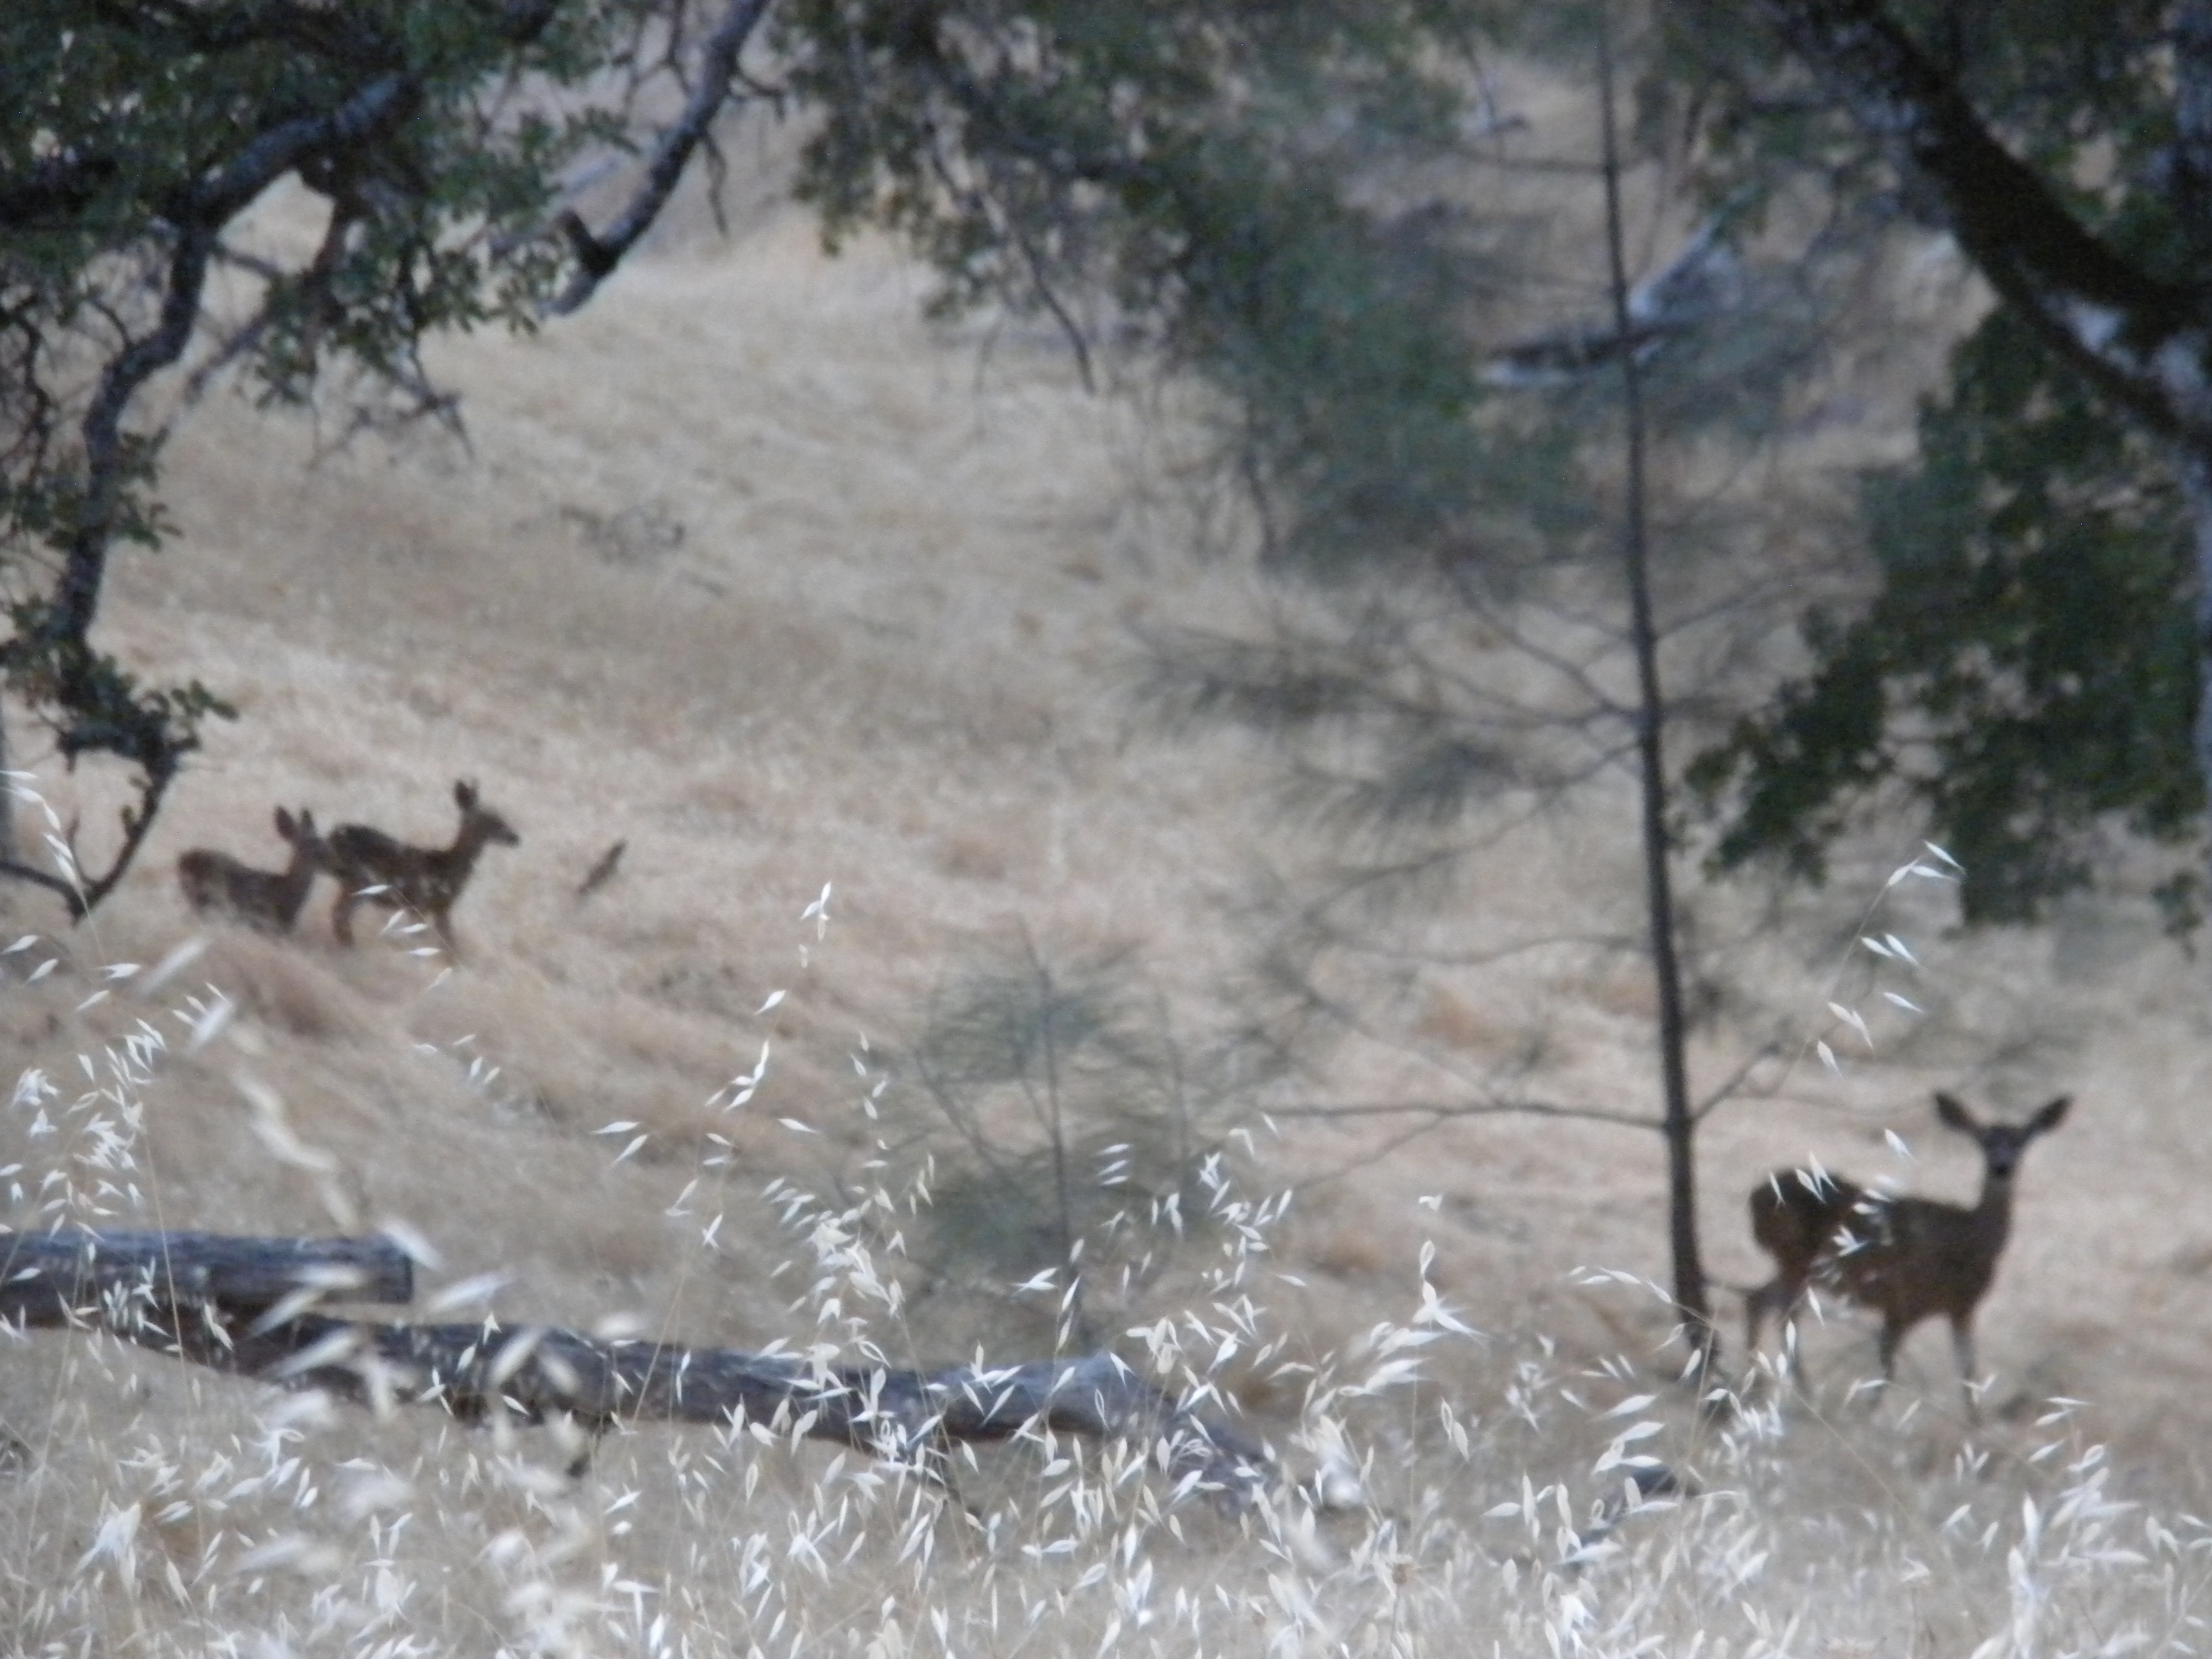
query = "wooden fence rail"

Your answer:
(0, 1228), (1267, 1506)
